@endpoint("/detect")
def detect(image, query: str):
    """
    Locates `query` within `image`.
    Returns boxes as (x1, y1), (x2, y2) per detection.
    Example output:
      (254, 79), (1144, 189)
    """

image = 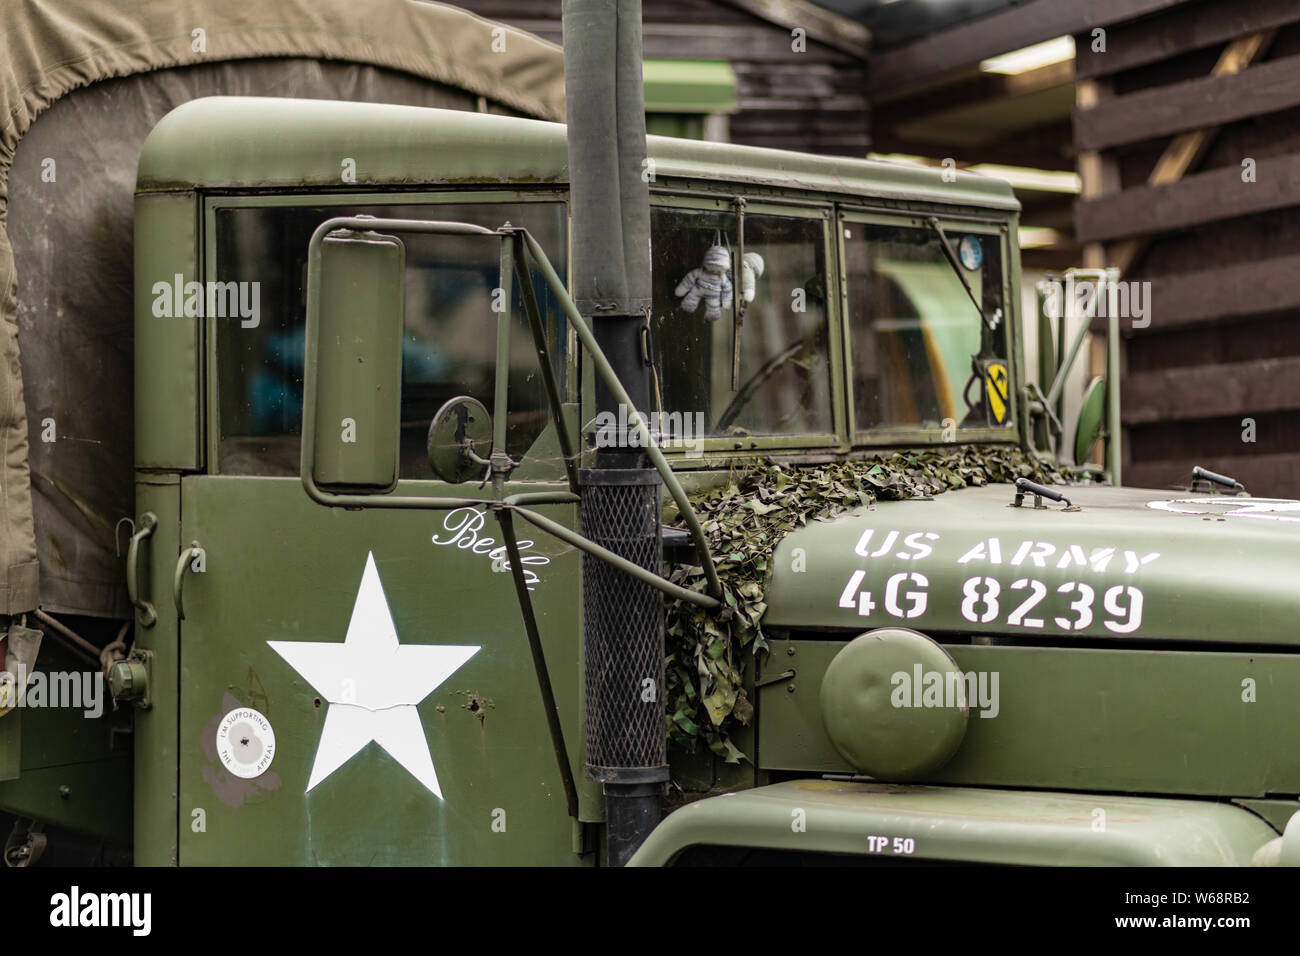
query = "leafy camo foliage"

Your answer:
(662, 446), (1067, 763)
